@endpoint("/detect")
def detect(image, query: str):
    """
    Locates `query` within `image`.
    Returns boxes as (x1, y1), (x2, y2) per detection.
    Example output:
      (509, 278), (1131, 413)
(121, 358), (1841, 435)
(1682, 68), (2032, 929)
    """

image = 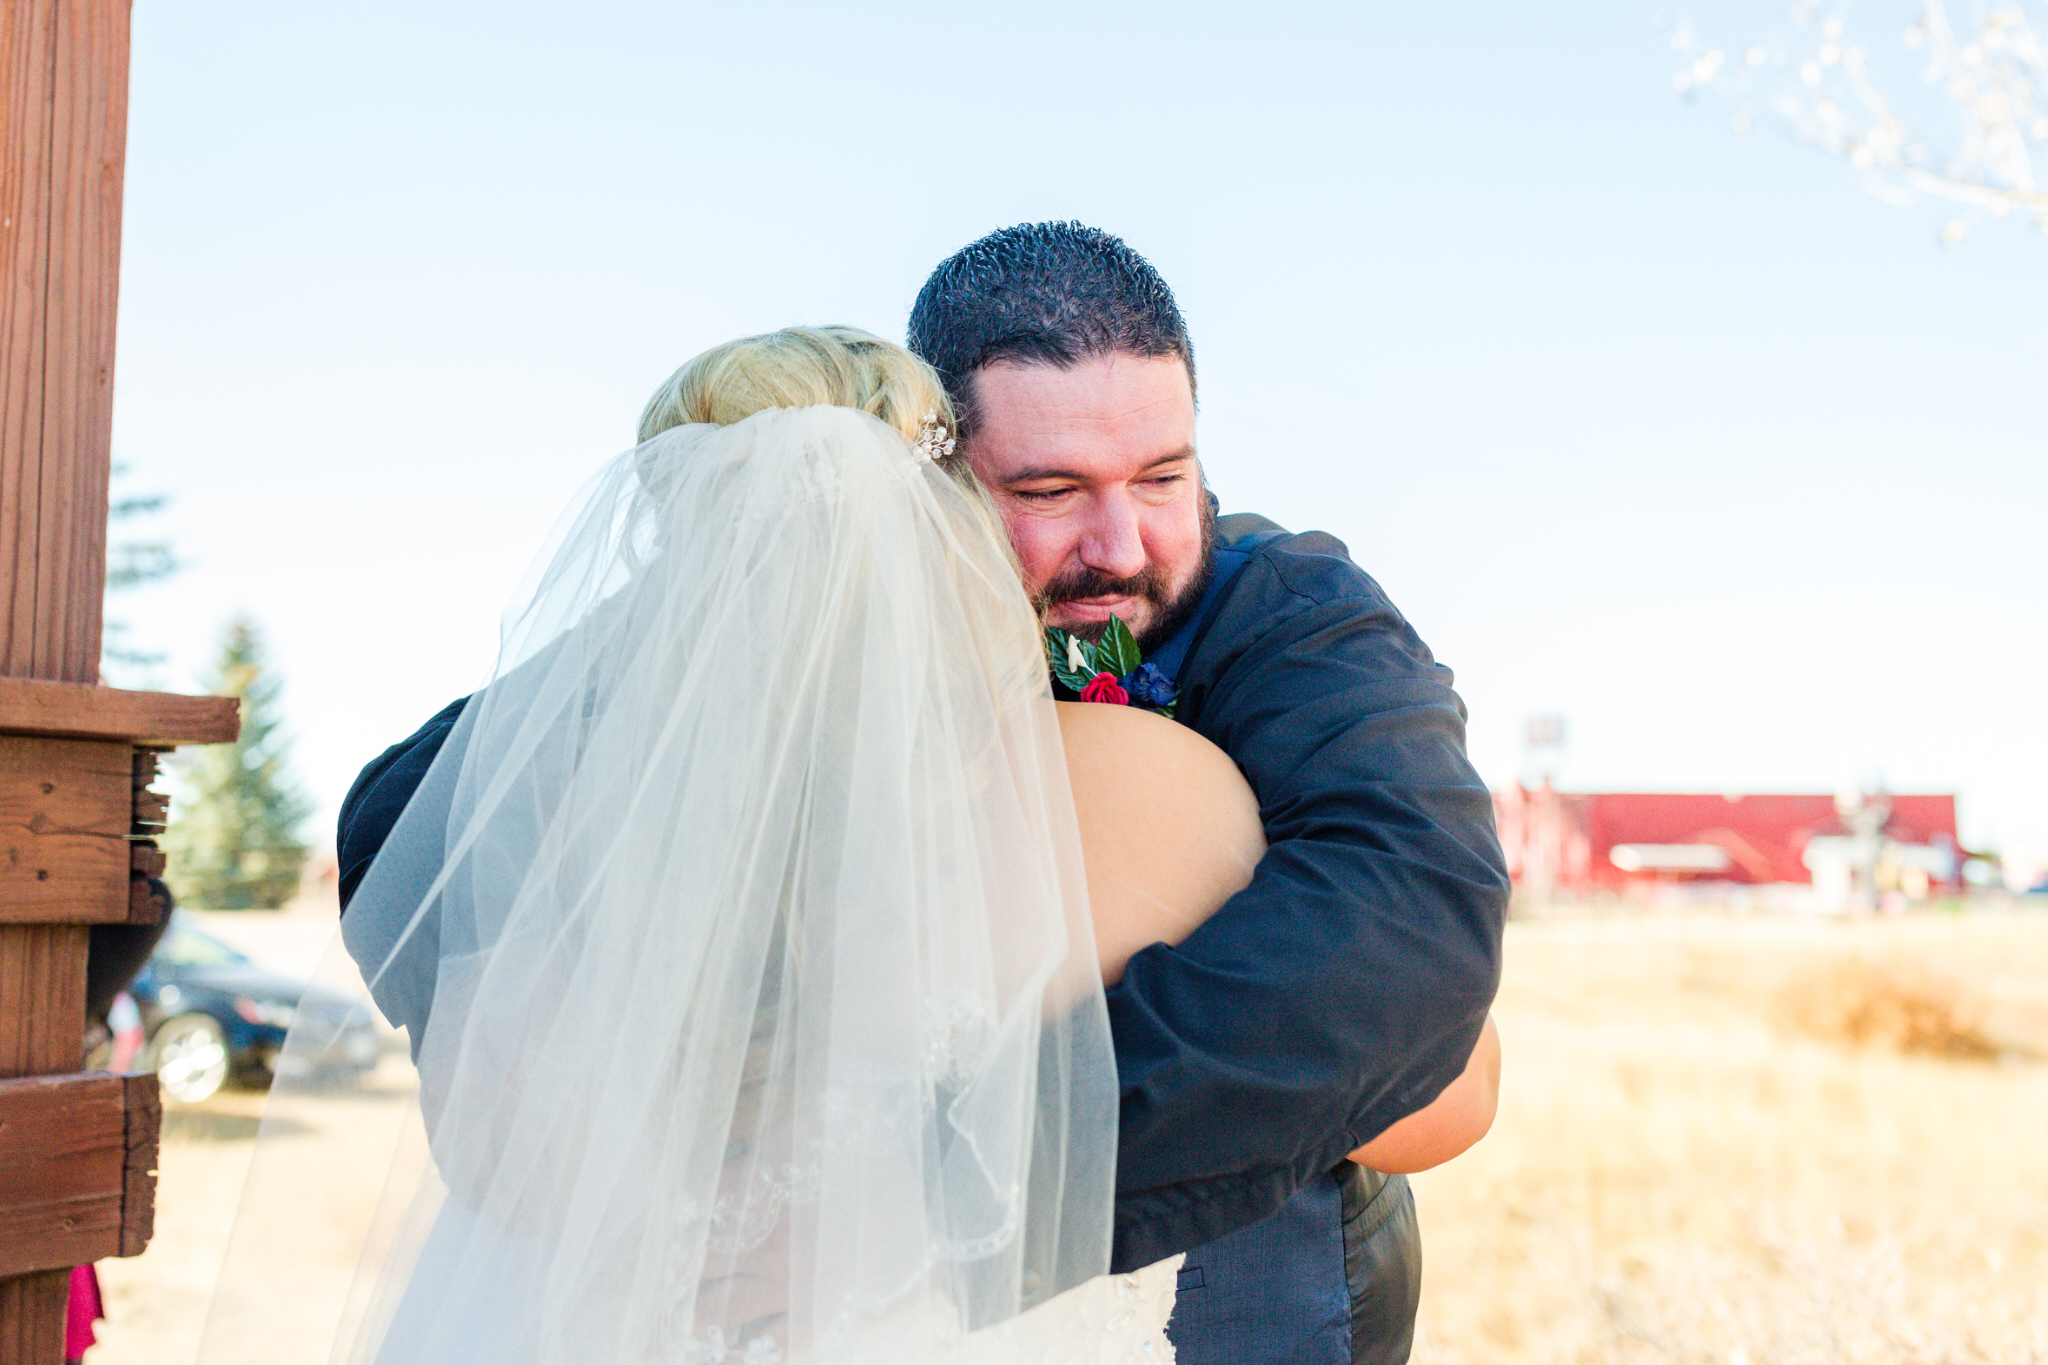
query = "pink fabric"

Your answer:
(66, 1264), (103, 1361)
